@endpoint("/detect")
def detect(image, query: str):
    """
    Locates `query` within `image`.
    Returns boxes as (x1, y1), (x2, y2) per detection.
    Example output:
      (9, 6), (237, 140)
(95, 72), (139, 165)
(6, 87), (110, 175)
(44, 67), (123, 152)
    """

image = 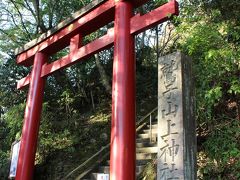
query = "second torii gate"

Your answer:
(15, 0), (179, 179)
